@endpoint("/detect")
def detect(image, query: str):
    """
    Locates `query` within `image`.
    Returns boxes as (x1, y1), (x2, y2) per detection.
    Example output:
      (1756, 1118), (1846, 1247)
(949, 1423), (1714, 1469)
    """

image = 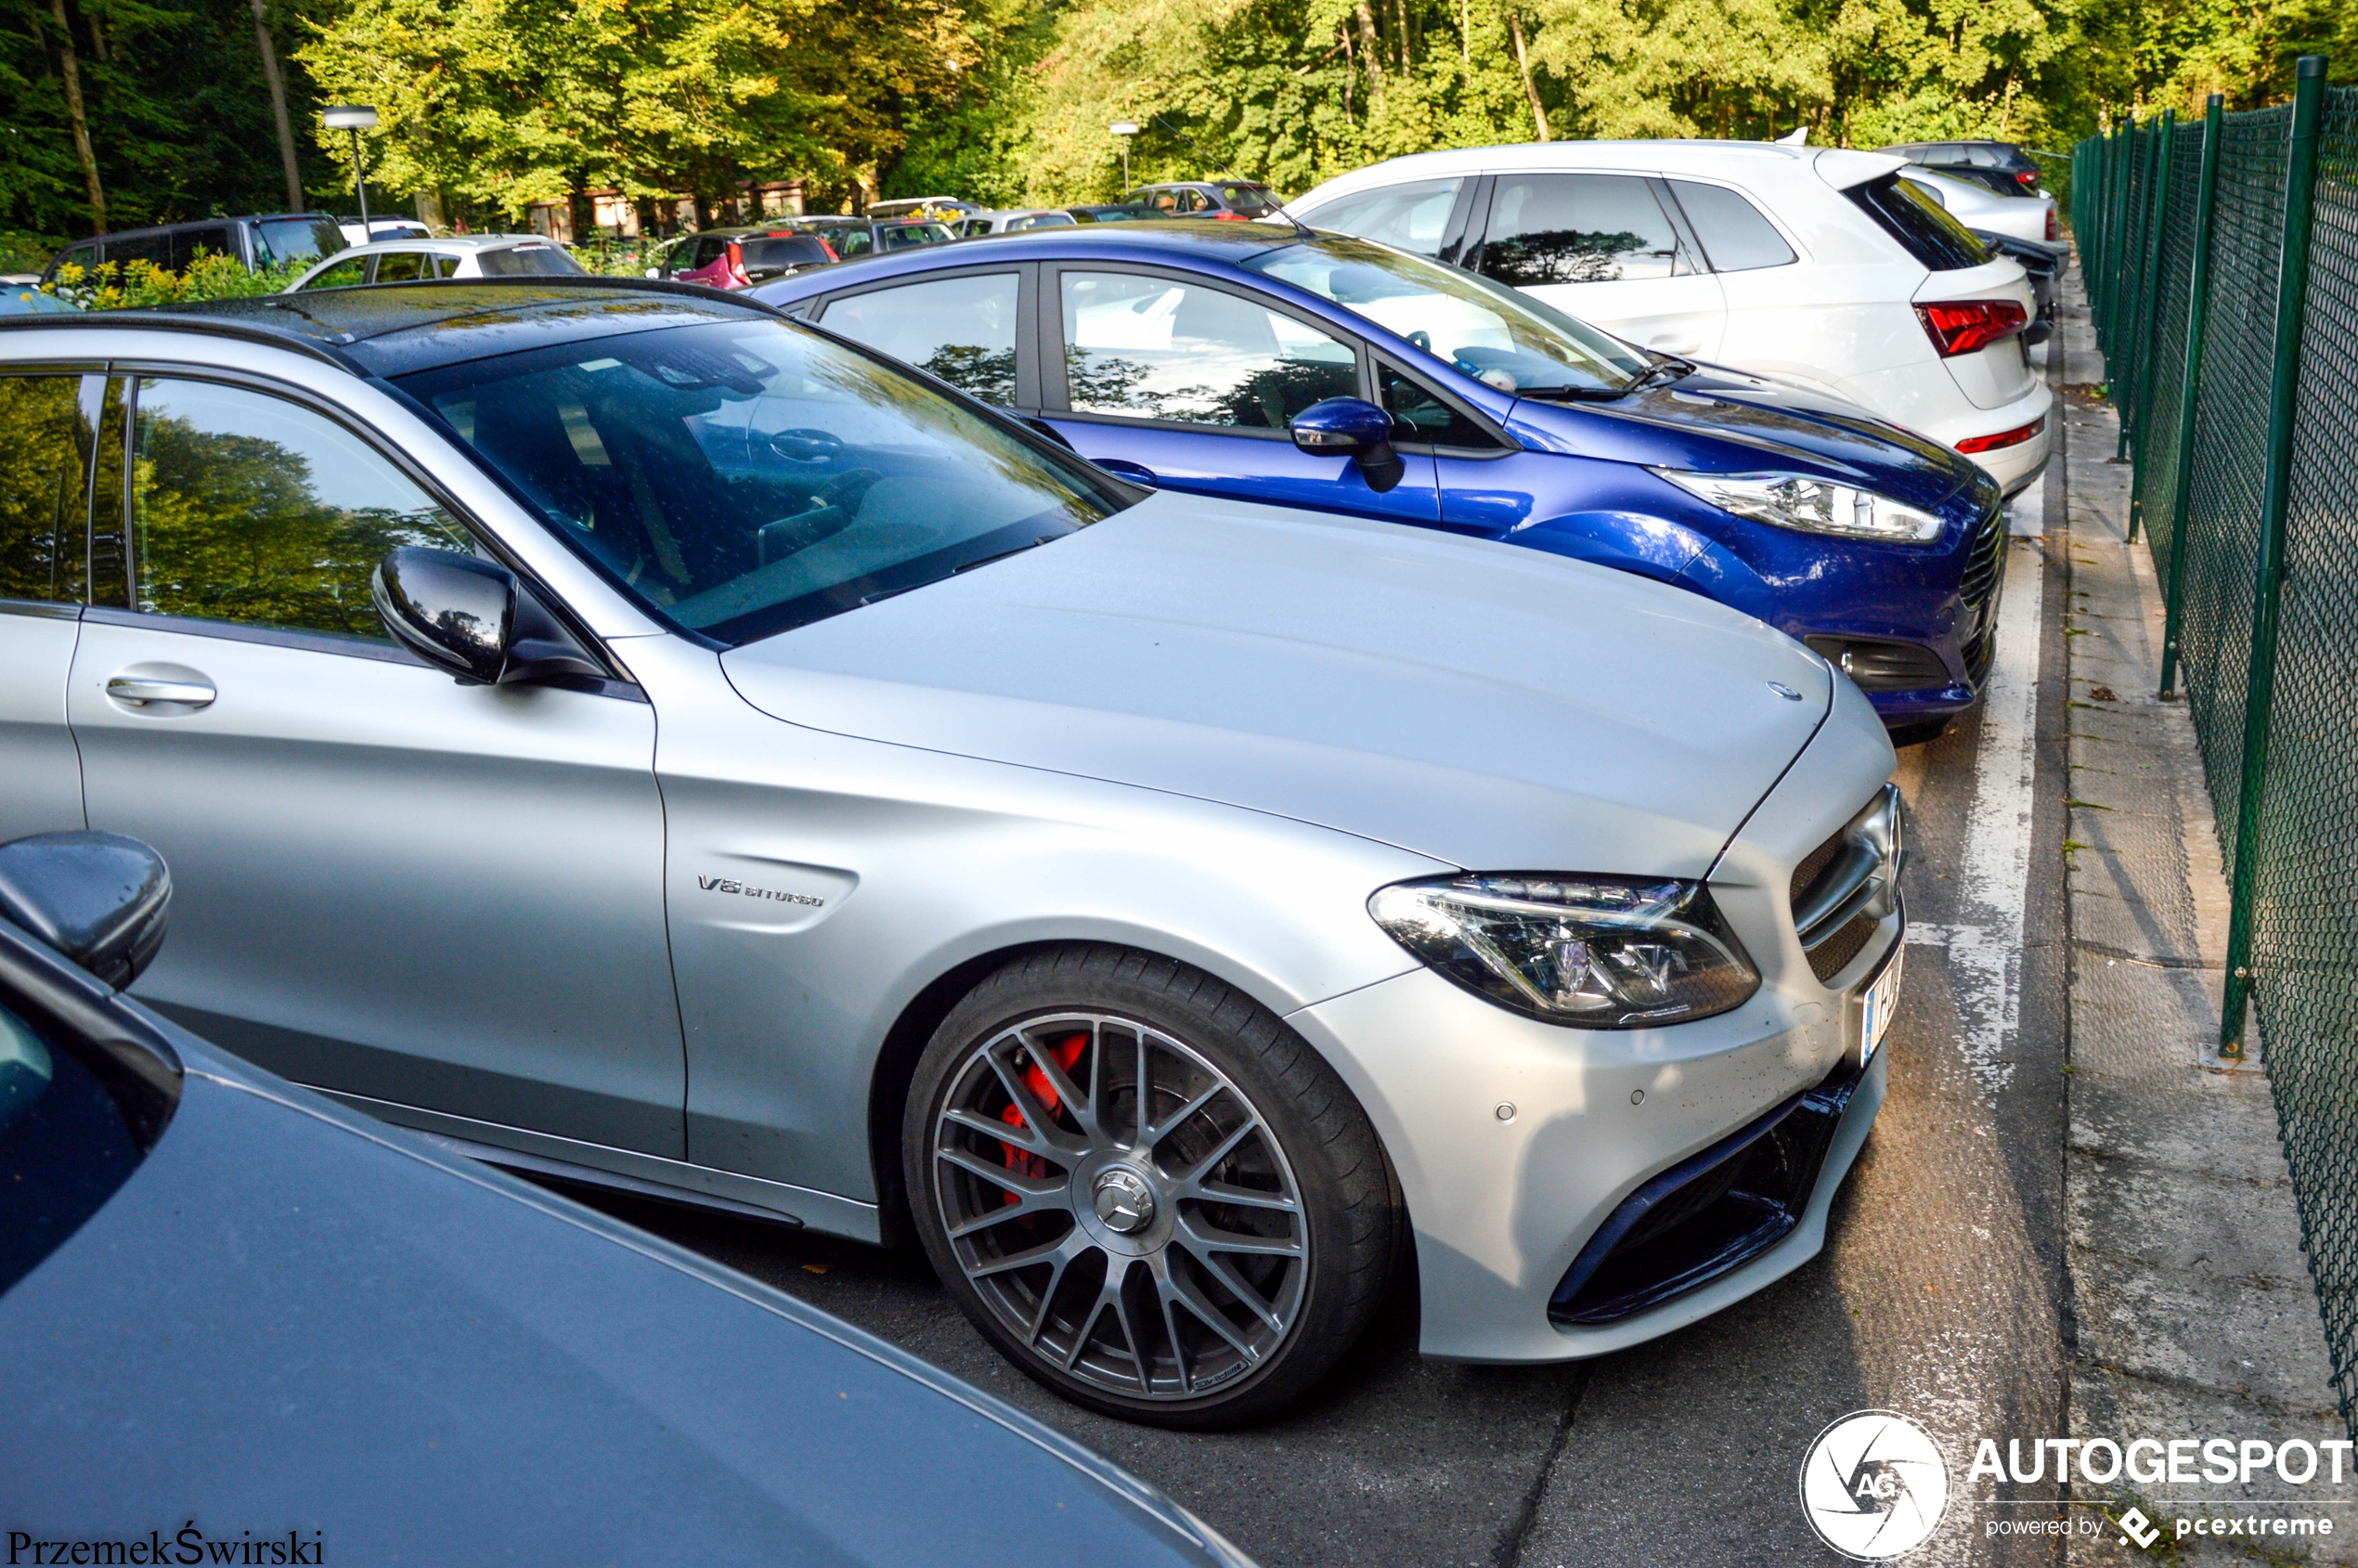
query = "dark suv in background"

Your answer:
(1877, 141), (2044, 197)
(44, 212), (345, 279)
